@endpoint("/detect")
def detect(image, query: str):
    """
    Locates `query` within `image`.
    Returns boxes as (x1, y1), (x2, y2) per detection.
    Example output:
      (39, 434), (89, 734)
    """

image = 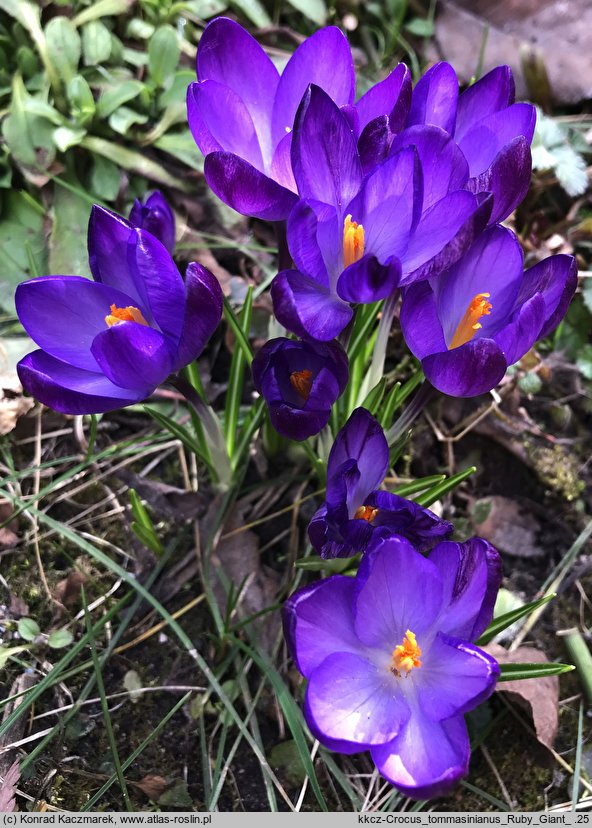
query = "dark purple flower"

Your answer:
(16, 206), (222, 414)
(283, 533), (502, 799)
(400, 225), (578, 397)
(187, 18), (412, 220)
(272, 85), (490, 341)
(309, 408), (452, 557)
(405, 64), (536, 223)
(129, 190), (175, 254)
(252, 337), (348, 441)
